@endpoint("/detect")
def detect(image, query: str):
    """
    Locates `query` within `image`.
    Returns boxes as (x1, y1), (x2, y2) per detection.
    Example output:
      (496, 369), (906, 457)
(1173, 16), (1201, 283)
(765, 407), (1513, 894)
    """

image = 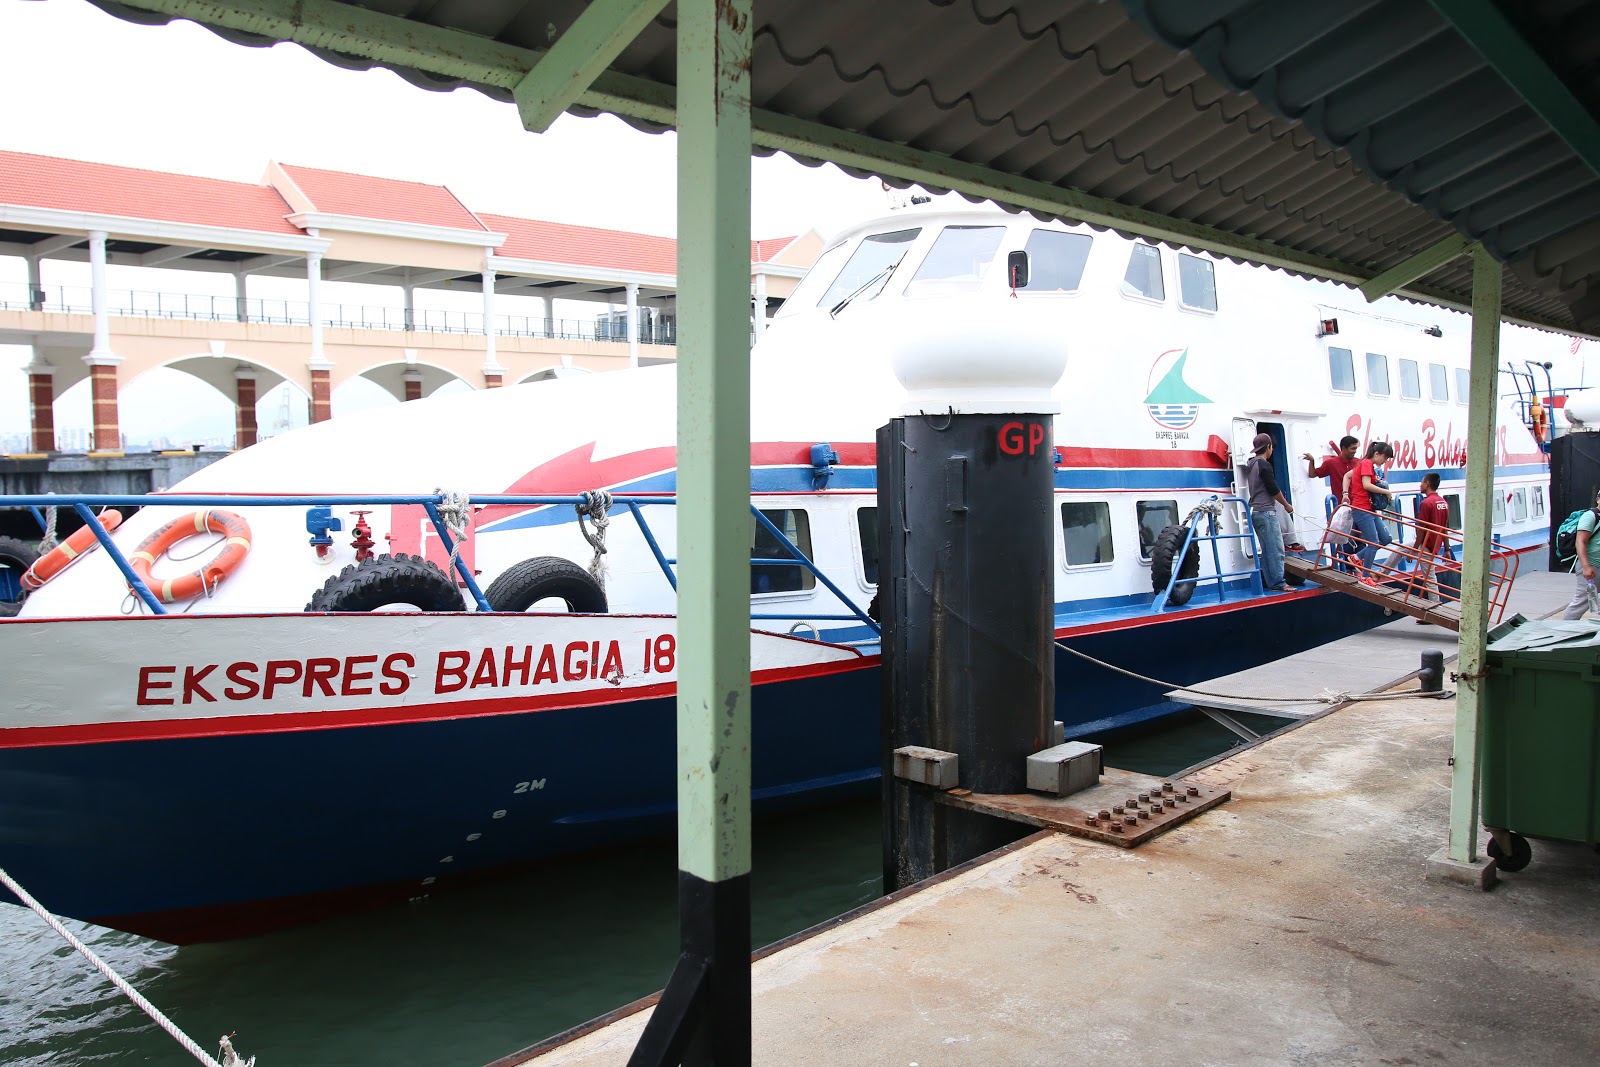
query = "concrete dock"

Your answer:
(515, 571), (1599, 1066)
